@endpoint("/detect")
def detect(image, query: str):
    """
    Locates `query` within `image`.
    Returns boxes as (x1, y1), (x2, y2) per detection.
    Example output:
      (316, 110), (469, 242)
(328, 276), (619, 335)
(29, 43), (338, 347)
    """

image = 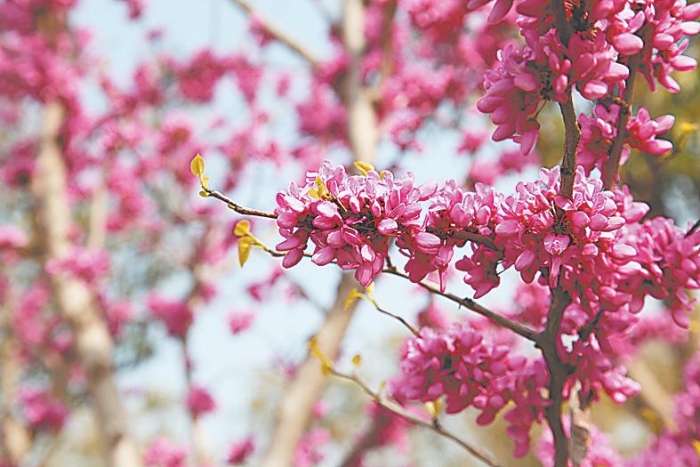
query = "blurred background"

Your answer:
(1, 1), (699, 466)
